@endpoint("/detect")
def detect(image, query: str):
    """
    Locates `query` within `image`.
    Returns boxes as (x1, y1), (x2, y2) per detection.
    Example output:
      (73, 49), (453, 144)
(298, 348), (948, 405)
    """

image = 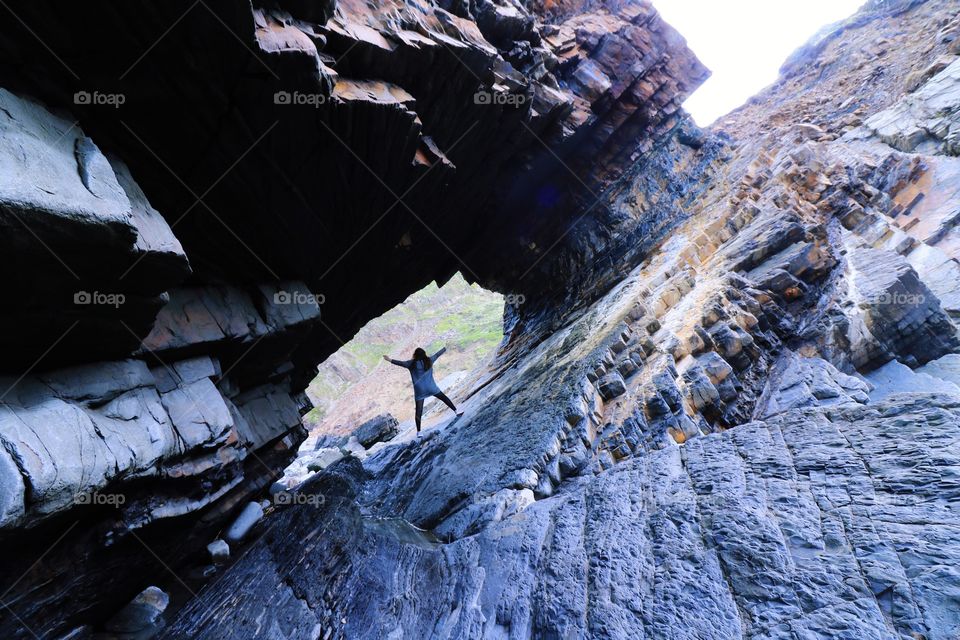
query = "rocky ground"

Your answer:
(2, 0), (960, 638)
